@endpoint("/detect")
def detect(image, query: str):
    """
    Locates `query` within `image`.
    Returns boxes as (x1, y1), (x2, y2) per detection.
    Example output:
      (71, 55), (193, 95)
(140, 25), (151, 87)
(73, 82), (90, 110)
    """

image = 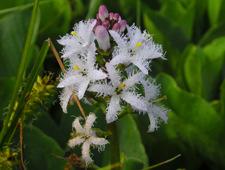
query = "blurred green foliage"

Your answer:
(0, 0), (225, 169)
